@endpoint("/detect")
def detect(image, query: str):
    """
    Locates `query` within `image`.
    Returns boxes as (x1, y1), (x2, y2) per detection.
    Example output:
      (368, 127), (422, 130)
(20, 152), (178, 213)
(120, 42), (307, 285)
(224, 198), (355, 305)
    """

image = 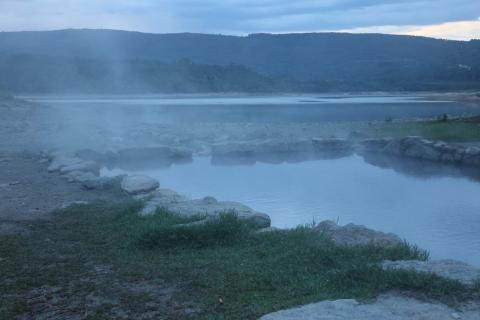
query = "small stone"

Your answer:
(451, 312), (461, 319)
